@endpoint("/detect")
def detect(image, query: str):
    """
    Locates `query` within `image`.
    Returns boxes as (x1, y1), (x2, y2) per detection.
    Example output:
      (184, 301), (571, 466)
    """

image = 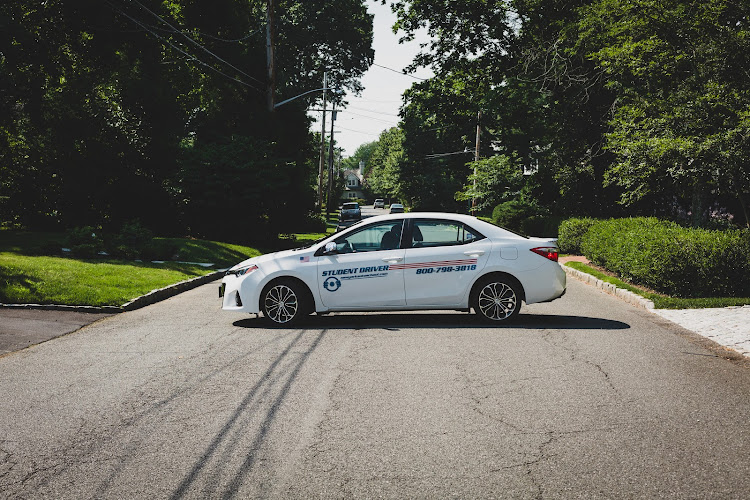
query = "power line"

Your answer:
(124, 19), (265, 43)
(346, 105), (400, 117)
(372, 63), (429, 81)
(425, 149), (472, 159)
(106, 1), (262, 92)
(336, 125), (383, 136)
(340, 110), (399, 124)
(126, 0), (265, 86)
